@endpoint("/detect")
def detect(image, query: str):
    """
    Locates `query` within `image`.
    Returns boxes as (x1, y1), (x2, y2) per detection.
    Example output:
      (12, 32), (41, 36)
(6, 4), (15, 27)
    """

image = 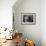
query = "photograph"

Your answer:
(21, 13), (36, 25)
(23, 15), (33, 22)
